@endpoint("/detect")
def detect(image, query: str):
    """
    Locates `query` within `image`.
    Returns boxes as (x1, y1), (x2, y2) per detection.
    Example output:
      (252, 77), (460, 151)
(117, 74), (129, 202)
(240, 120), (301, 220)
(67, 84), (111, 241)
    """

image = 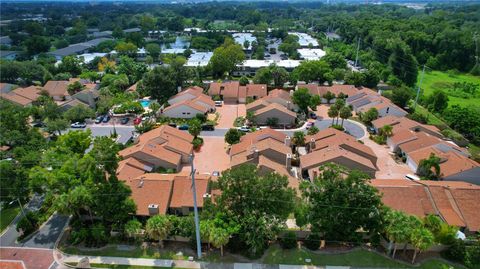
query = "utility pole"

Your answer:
(414, 65), (426, 110)
(354, 37), (361, 69)
(190, 154), (202, 259)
